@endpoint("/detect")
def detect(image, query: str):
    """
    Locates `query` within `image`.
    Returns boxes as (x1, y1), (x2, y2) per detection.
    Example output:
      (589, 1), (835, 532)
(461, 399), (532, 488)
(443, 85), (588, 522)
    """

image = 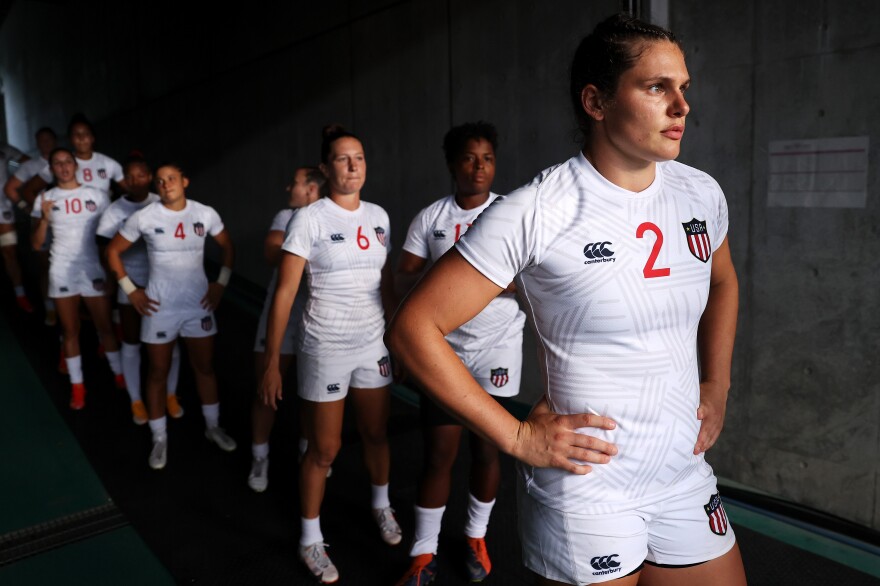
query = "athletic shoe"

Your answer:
(465, 537), (492, 582)
(44, 308), (57, 326)
(248, 457), (269, 493)
(131, 400), (148, 425)
(69, 383), (86, 410)
(114, 373), (127, 390)
(299, 542), (339, 584)
(395, 553), (437, 586)
(205, 426), (237, 452)
(16, 295), (33, 313)
(166, 395), (184, 418)
(58, 349), (68, 374)
(149, 438), (167, 470)
(373, 506), (403, 546)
